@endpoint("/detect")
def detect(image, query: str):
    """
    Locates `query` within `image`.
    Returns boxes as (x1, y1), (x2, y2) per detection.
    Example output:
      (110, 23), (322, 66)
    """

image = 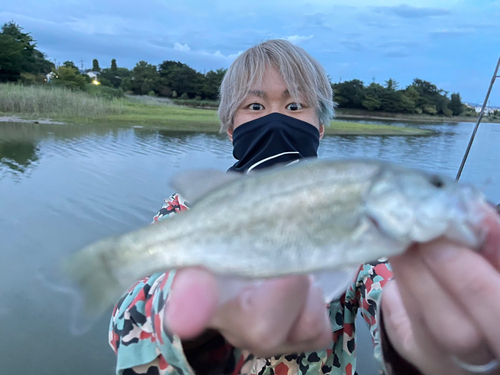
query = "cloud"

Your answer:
(64, 15), (129, 36)
(339, 40), (364, 52)
(430, 27), (477, 38)
(373, 4), (451, 18)
(284, 35), (314, 44)
(173, 42), (191, 52)
(384, 51), (411, 58)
